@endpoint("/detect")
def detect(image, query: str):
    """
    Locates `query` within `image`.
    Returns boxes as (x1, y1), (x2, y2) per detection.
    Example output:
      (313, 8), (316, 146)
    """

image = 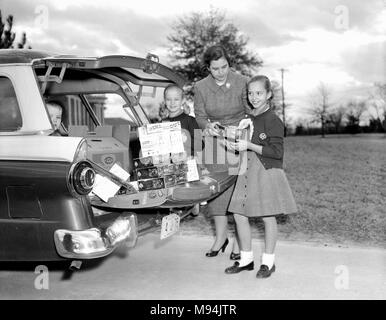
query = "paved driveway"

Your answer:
(0, 233), (385, 299)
